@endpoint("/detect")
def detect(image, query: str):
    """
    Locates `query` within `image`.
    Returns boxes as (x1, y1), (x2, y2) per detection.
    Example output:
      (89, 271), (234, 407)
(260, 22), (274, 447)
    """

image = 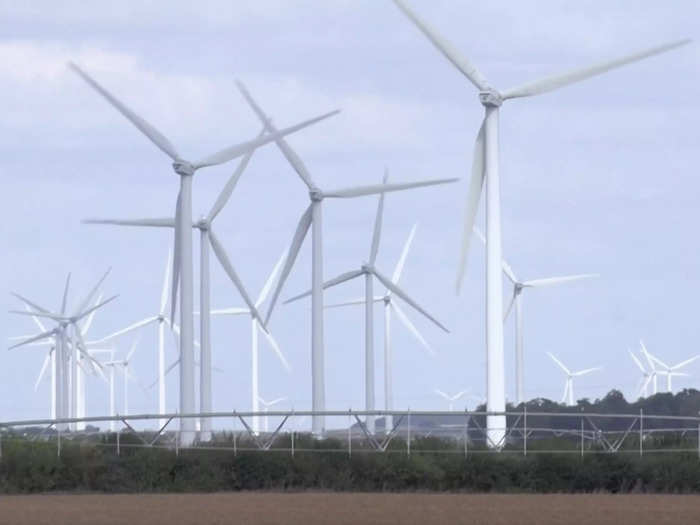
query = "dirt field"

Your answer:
(1, 493), (699, 524)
